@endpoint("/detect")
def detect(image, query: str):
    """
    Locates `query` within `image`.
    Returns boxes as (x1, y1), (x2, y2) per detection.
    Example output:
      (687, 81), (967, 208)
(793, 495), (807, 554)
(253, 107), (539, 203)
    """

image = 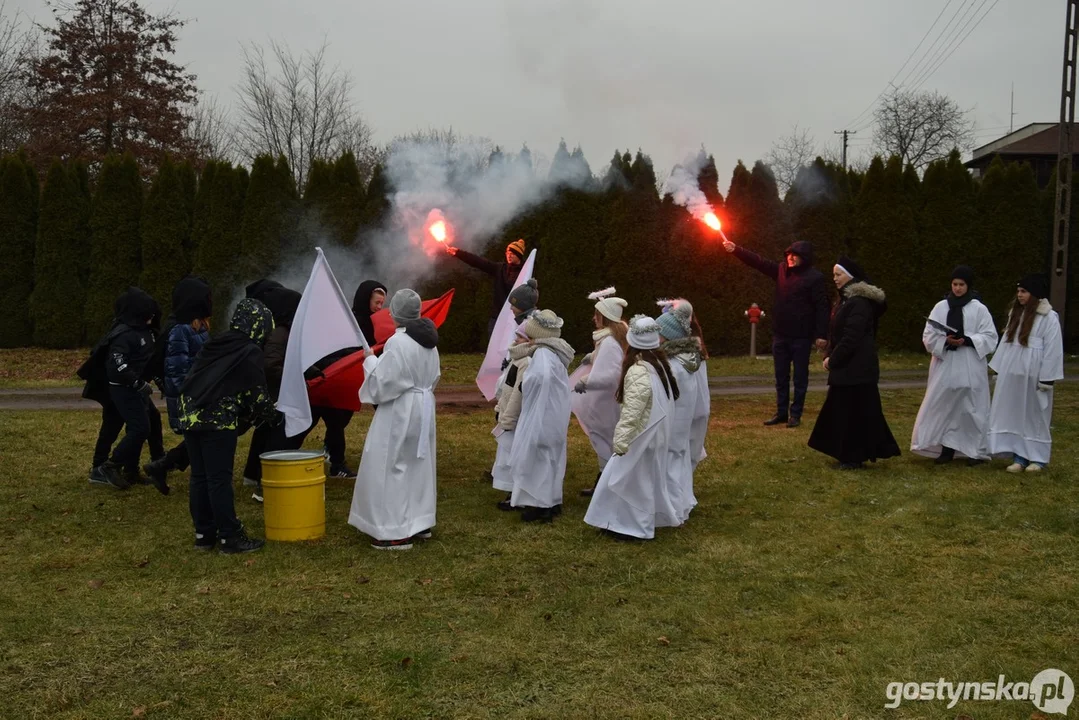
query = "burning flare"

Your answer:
(429, 220), (447, 243)
(703, 212), (721, 231)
